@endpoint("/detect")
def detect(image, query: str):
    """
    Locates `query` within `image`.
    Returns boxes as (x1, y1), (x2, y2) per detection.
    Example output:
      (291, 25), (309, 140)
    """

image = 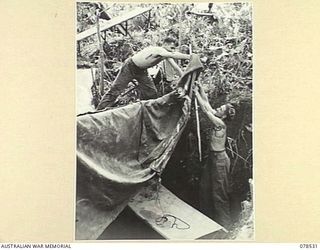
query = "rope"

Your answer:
(226, 146), (250, 165)
(153, 175), (191, 230)
(155, 214), (191, 230)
